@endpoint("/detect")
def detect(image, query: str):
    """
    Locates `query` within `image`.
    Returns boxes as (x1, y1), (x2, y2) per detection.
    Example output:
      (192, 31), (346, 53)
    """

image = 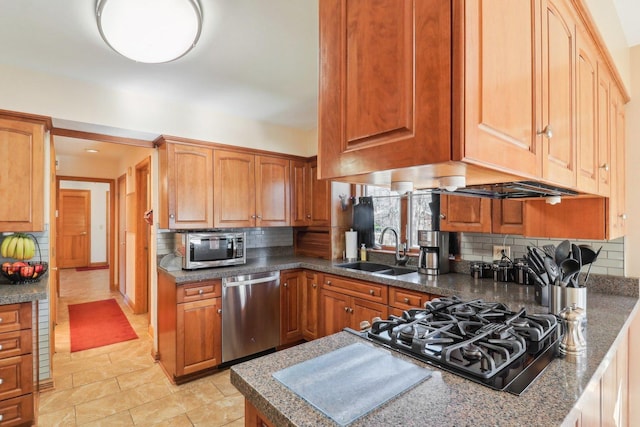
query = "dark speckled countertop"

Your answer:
(0, 277), (48, 304)
(160, 256), (639, 426)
